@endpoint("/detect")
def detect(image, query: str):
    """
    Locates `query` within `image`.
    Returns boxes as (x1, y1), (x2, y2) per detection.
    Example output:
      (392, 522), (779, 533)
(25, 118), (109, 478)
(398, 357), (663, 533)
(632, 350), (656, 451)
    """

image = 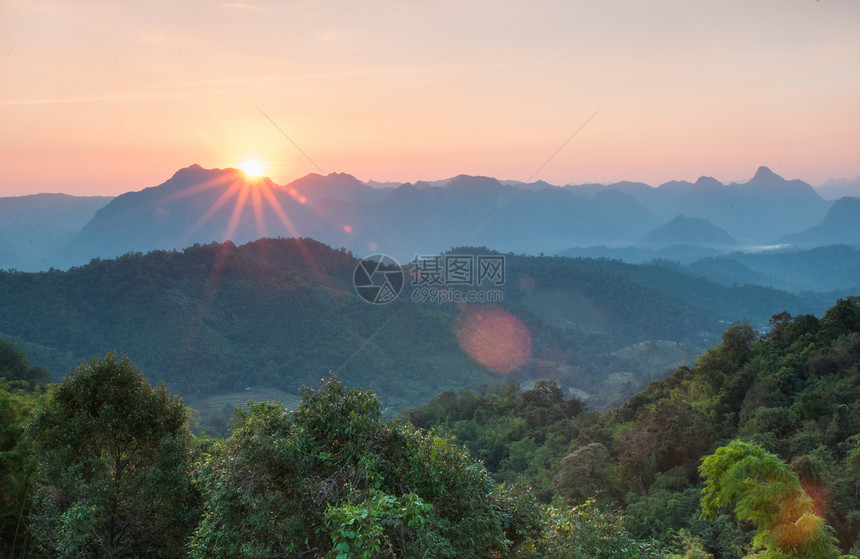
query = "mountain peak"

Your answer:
(444, 175), (507, 191)
(694, 176), (723, 188)
(168, 164), (223, 184)
(752, 166), (780, 181)
(638, 215), (738, 248)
